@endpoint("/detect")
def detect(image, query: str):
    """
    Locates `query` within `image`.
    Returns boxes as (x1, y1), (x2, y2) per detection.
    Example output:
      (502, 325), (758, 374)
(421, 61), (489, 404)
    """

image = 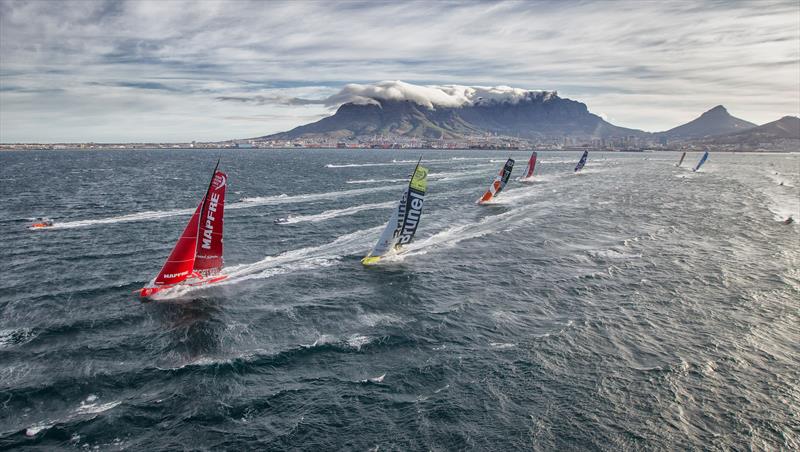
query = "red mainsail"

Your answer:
(193, 171), (226, 275)
(153, 203), (202, 286)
